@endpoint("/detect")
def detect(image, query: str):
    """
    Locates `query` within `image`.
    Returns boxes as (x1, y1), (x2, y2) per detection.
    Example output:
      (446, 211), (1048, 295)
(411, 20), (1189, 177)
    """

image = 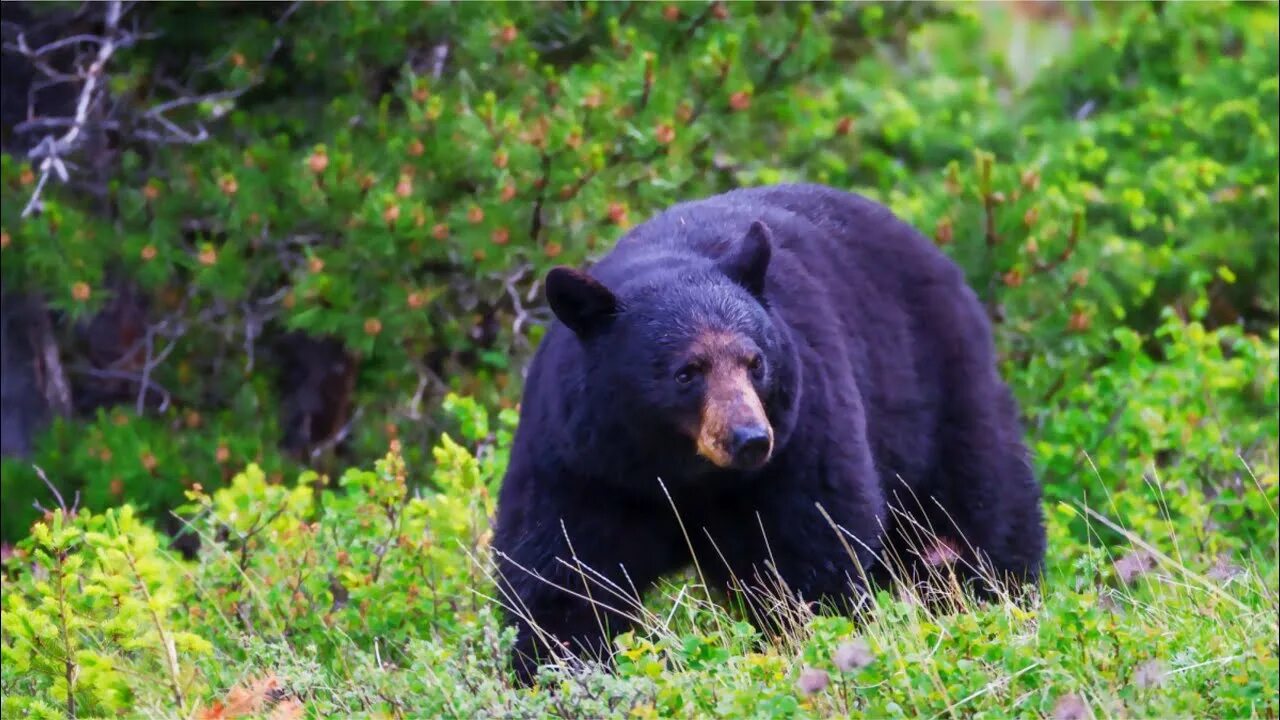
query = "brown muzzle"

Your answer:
(696, 363), (773, 471)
